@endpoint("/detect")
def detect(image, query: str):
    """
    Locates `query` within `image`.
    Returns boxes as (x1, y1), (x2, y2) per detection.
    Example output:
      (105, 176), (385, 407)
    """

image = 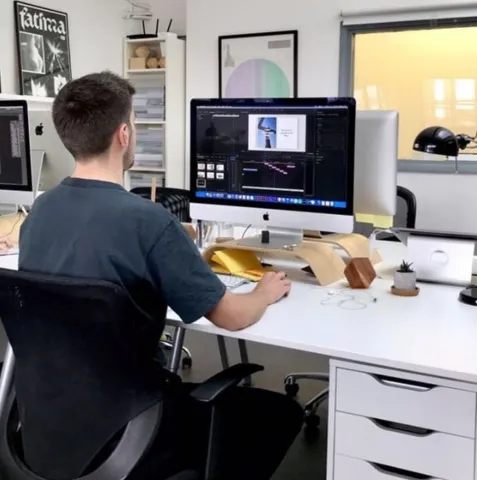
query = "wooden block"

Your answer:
(216, 237), (234, 243)
(344, 257), (376, 289)
(150, 177), (156, 202)
(129, 57), (146, 69)
(182, 223), (197, 241)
